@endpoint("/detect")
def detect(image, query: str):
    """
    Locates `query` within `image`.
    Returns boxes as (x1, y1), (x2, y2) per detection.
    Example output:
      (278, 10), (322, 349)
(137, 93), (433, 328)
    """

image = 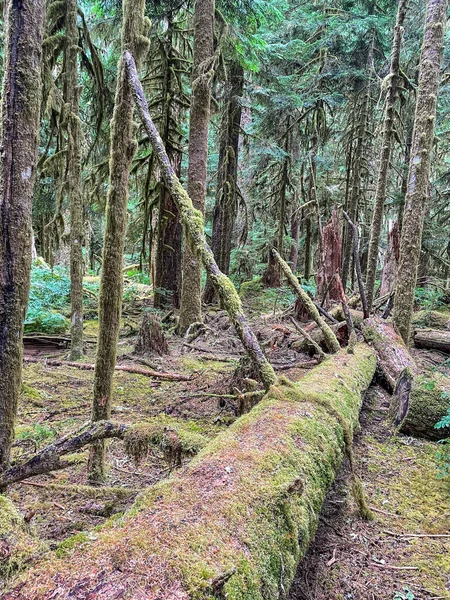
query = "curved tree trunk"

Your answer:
(365, 0), (406, 310)
(0, 0), (45, 473)
(179, 0), (215, 332)
(66, 0), (85, 360)
(393, 0), (447, 342)
(89, 0), (149, 482)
